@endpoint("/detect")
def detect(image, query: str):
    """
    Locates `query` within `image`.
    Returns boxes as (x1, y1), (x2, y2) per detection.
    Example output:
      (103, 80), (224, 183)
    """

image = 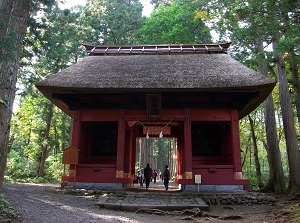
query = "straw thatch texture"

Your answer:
(36, 53), (276, 118)
(37, 54), (274, 91)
